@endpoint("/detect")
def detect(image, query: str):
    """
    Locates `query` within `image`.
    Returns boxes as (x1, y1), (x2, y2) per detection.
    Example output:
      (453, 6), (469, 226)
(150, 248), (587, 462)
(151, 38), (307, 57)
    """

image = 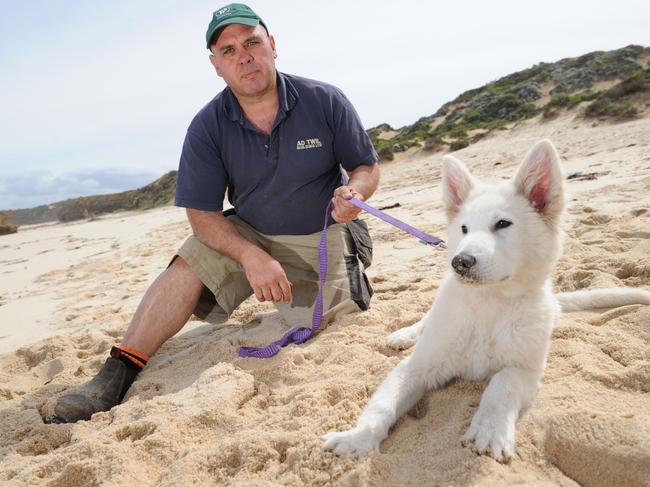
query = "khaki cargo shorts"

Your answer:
(174, 215), (373, 327)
